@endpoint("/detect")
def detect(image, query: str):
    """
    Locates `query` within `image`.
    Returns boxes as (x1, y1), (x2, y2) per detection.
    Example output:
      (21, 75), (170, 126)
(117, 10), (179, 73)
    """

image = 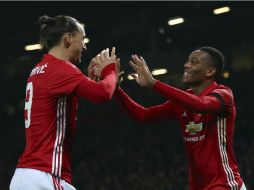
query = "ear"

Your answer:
(63, 33), (72, 48)
(206, 67), (216, 77)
